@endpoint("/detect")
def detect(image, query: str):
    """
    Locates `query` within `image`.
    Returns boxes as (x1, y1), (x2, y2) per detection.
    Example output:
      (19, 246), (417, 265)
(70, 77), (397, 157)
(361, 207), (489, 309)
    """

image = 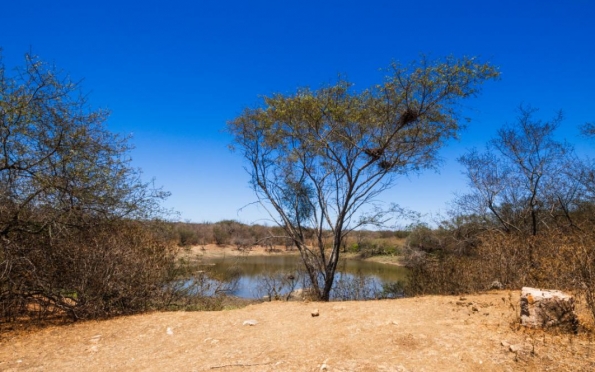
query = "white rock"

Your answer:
(509, 344), (523, 353)
(490, 280), (504, 290)
(311, 309), (320, 317)
(166, 327), (174, 335)
(243, 319), (258, 326)
(86, 345), (99, 353)
(520, 287), (577, 330)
